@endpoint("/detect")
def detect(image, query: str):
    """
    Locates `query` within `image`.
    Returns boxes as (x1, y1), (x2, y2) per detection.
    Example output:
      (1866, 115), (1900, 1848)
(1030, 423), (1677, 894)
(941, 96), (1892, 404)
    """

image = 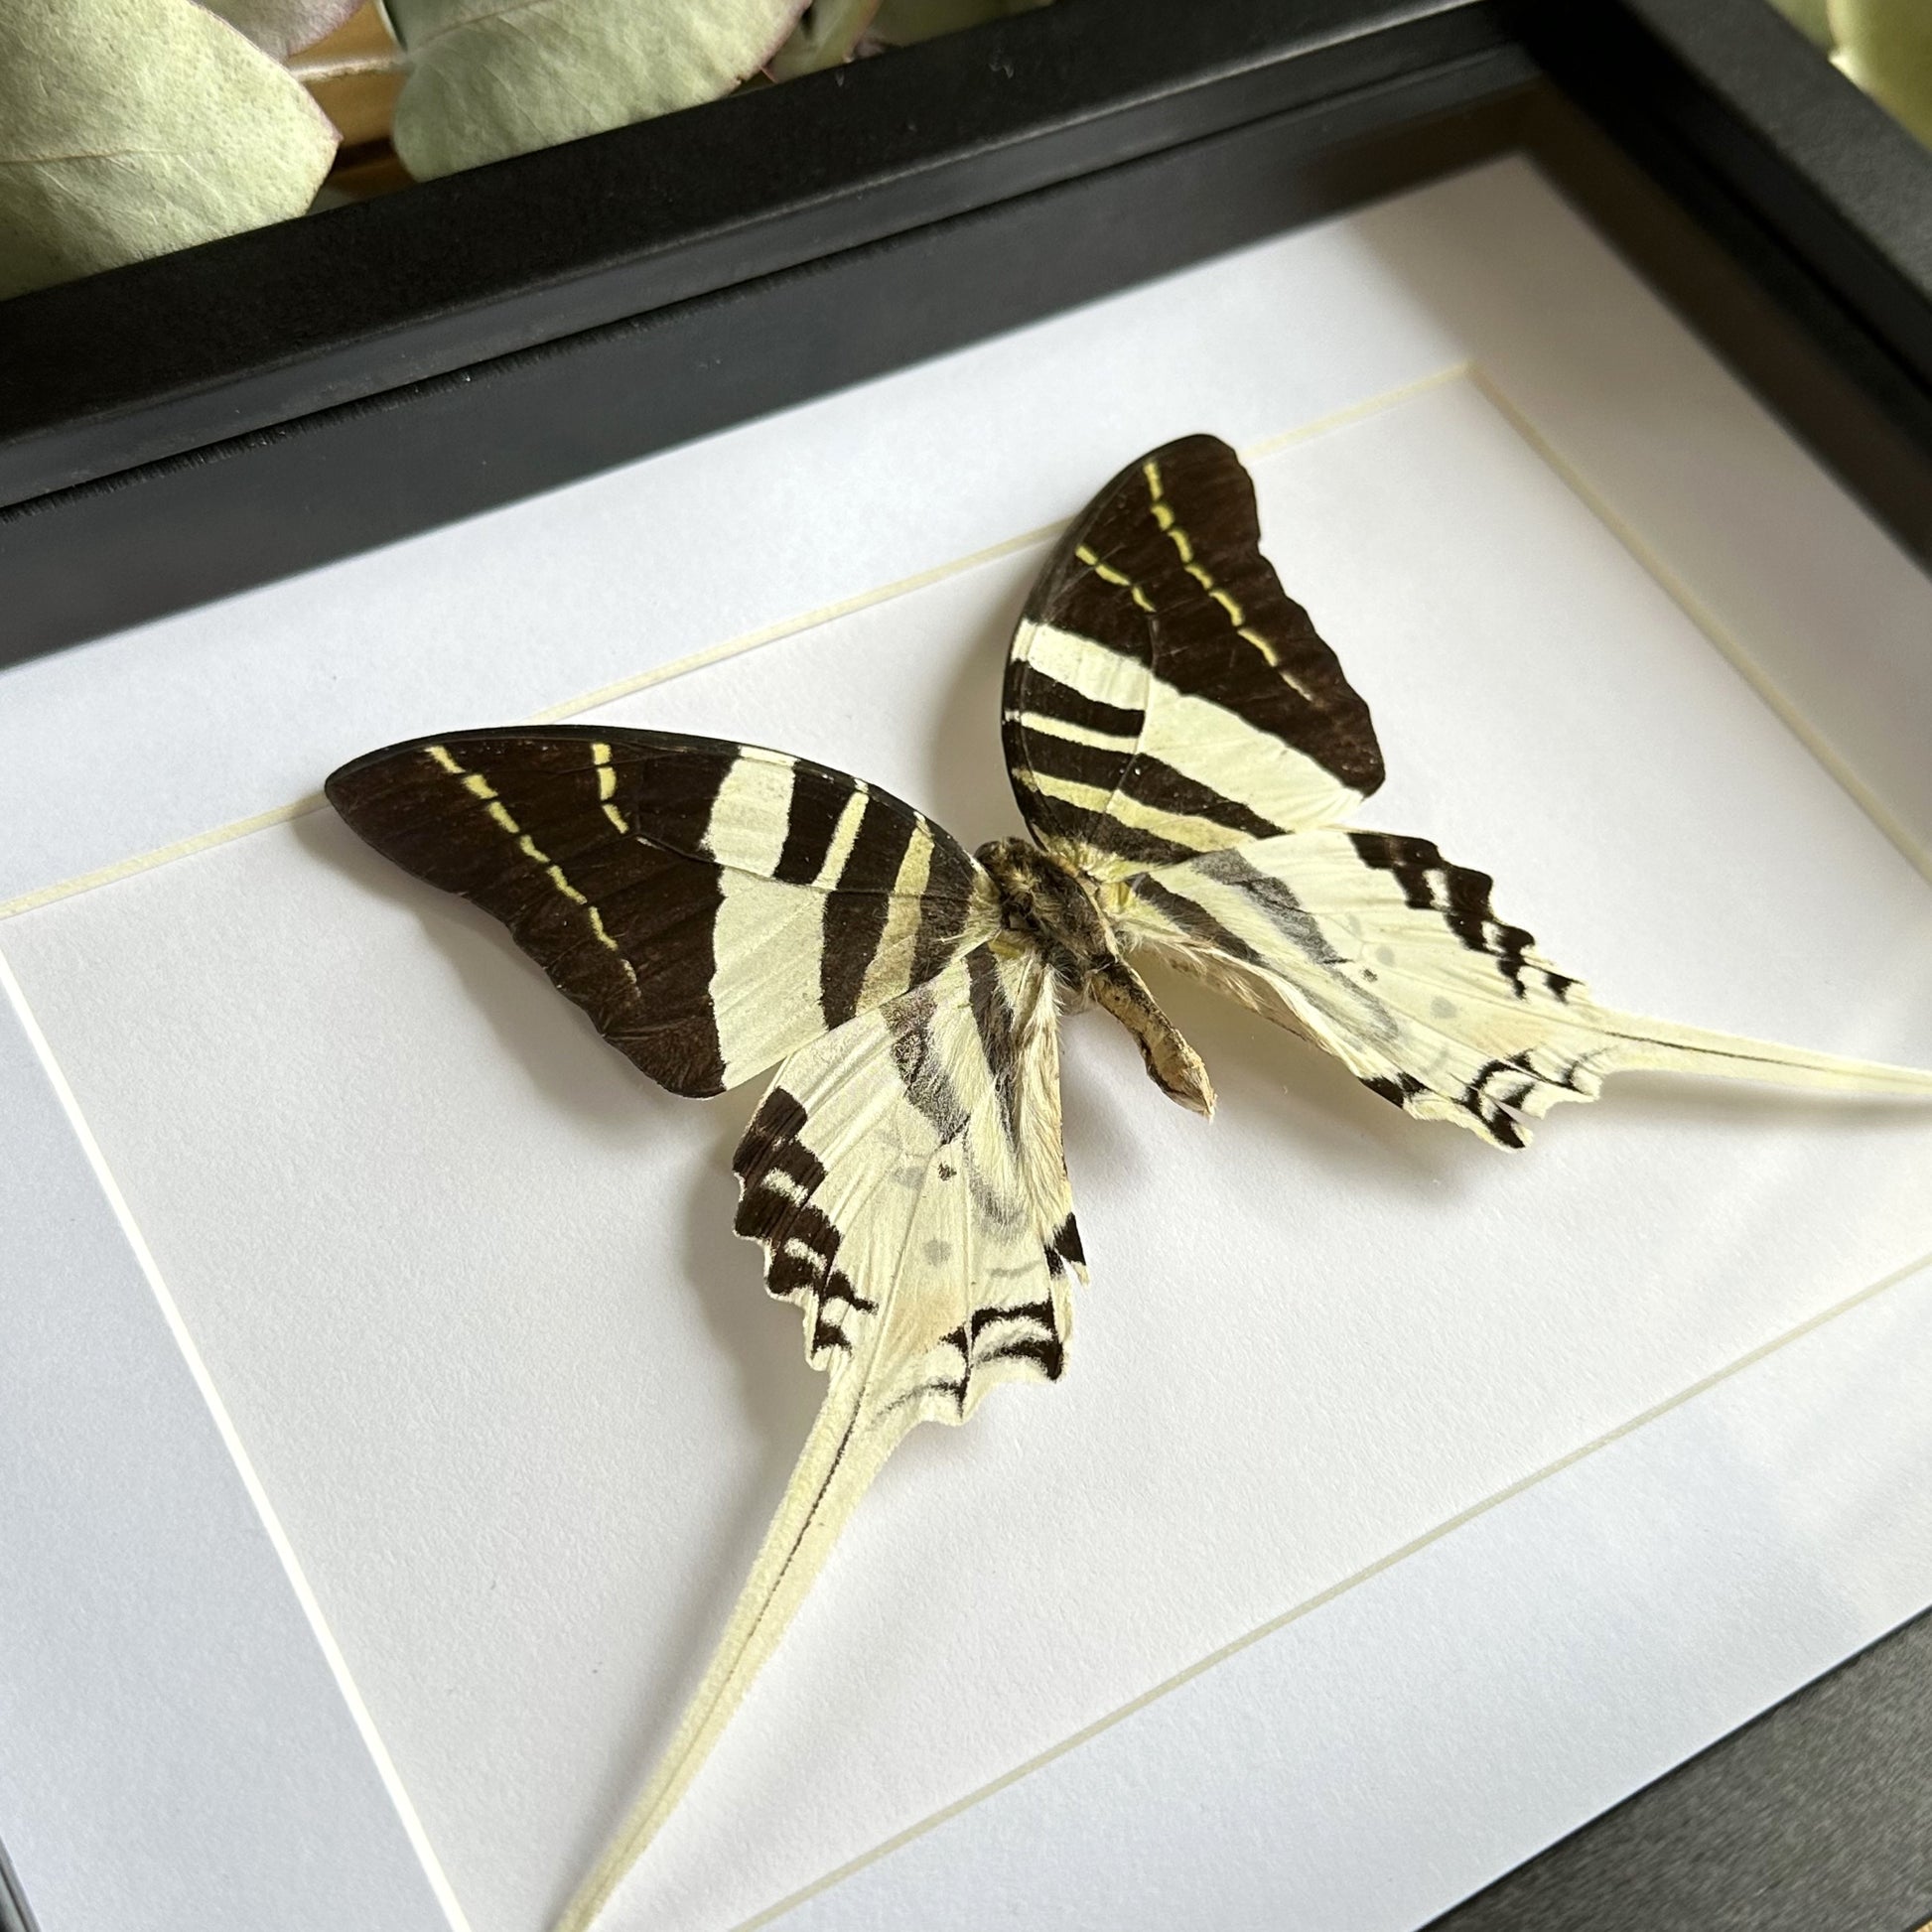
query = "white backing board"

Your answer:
(0, 980), (451, 1932)
(5, 159), (1932, 1932)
